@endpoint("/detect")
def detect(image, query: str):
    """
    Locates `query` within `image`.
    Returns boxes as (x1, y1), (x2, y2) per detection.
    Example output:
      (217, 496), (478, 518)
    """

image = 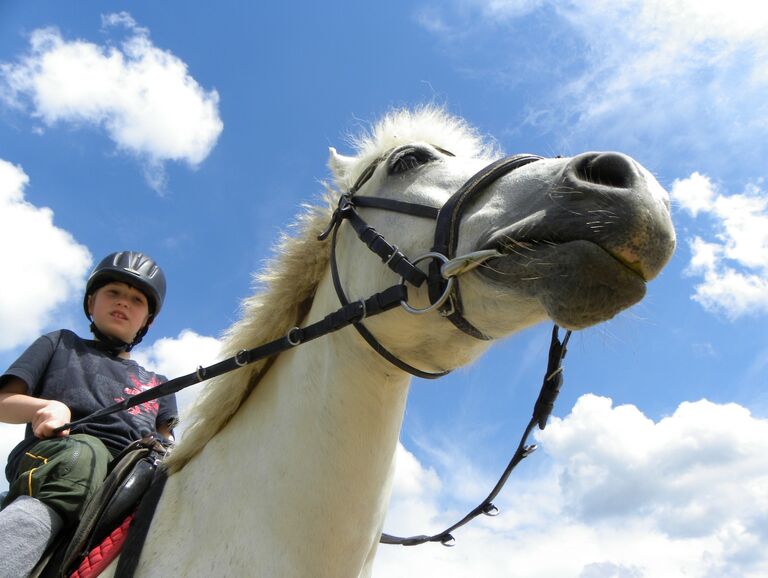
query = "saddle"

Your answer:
(32, 436), (169, 578)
